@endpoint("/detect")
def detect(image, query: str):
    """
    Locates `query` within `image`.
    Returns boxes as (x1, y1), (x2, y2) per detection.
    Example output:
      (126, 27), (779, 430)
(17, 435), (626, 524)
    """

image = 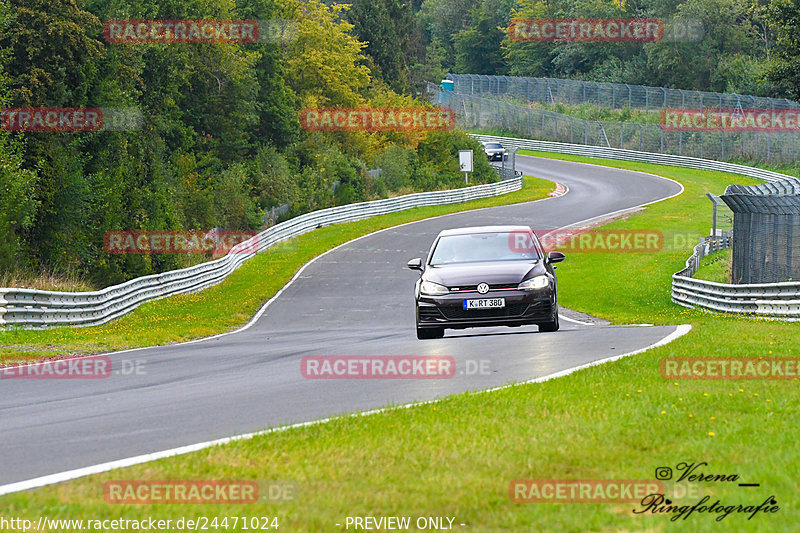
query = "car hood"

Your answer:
(423, 261), (544, 286)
